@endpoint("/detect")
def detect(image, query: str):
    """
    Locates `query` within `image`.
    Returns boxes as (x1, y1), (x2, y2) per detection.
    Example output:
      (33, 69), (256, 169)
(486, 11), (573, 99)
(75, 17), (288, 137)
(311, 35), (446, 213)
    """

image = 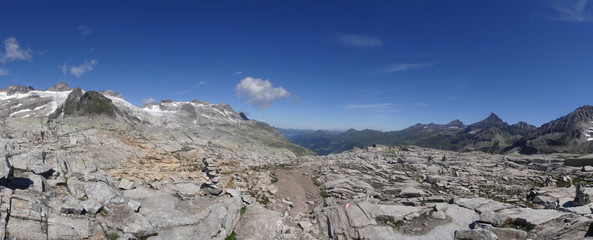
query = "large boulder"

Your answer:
(122, 186), (242, 239)
(85, 182), (124, 206)
(236, 205), (282, 240)
(0, 155), (12, 184)
(454, 229), (498, 240)
(47, 214), (105, 239)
